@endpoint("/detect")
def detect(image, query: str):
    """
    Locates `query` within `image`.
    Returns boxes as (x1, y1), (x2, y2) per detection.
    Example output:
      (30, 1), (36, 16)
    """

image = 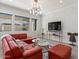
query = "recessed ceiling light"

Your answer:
(9, 0), (13, 2)
(59, 0), (63, 4)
